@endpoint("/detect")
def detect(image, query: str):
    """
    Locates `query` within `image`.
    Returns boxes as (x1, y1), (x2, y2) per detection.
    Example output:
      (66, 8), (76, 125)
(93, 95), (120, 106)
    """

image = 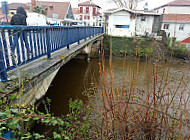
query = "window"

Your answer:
(115, 25), (130, 29)
(11, 12), (15, 15)
(179, 24), (185, 30)
(163, 24), (169, 29)
(163, 8), (165, 13)
(141, 17), (146, 21)
(80, 15), (82, 20)
(187, 43), (190, 48)
(93, 7), (96, 15)
(86, 7), (89, 13)
(80, 7), (83, 13)
(84, 15), (90, 20)
(52, 13), (59, 19)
